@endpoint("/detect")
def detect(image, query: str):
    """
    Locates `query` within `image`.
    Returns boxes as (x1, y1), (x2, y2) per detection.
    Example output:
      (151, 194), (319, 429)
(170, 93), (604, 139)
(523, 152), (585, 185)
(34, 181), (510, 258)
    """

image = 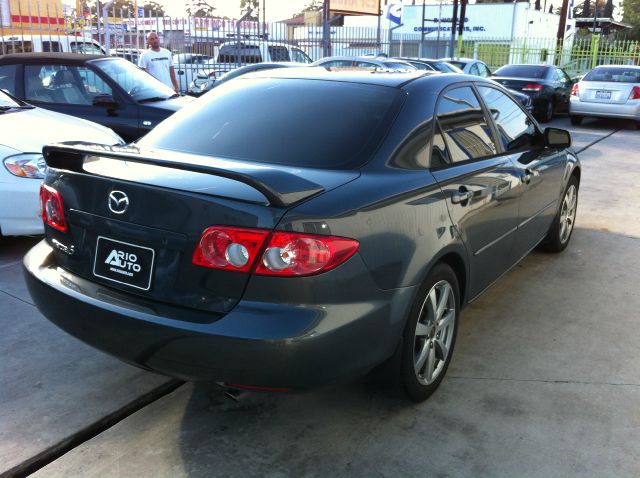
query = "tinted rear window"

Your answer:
(495, 65), (549, 79)
(139, 78), (401, 169)
(583, 67), (640, 83)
